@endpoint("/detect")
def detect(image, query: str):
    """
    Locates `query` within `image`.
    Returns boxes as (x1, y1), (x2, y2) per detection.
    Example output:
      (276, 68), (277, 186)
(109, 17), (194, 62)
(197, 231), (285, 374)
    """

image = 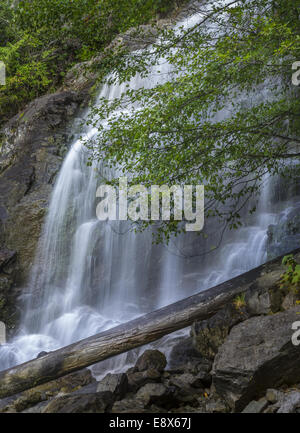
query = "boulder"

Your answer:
(168, 373), (204, 390)
(111, 397), (162, 413)
(168, 337), (203, 369)
(96, 373), (128, 400)
(136, 383), (178, 409)
(135, 350), (167, 373)
(242, 398), (268, 413)
(127, 368), (161, 392)
(191, 303), (249, 360)
(212, 306), (300, 411)
(42, 391), (113, 413)
(244, 285), (272, 316)
(277, 391), (300, 413)
(0, 368), (94, 413)
(167, 357), (212, 387)
(205, 398), (229, 413)
(165, 373), (205, 406)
